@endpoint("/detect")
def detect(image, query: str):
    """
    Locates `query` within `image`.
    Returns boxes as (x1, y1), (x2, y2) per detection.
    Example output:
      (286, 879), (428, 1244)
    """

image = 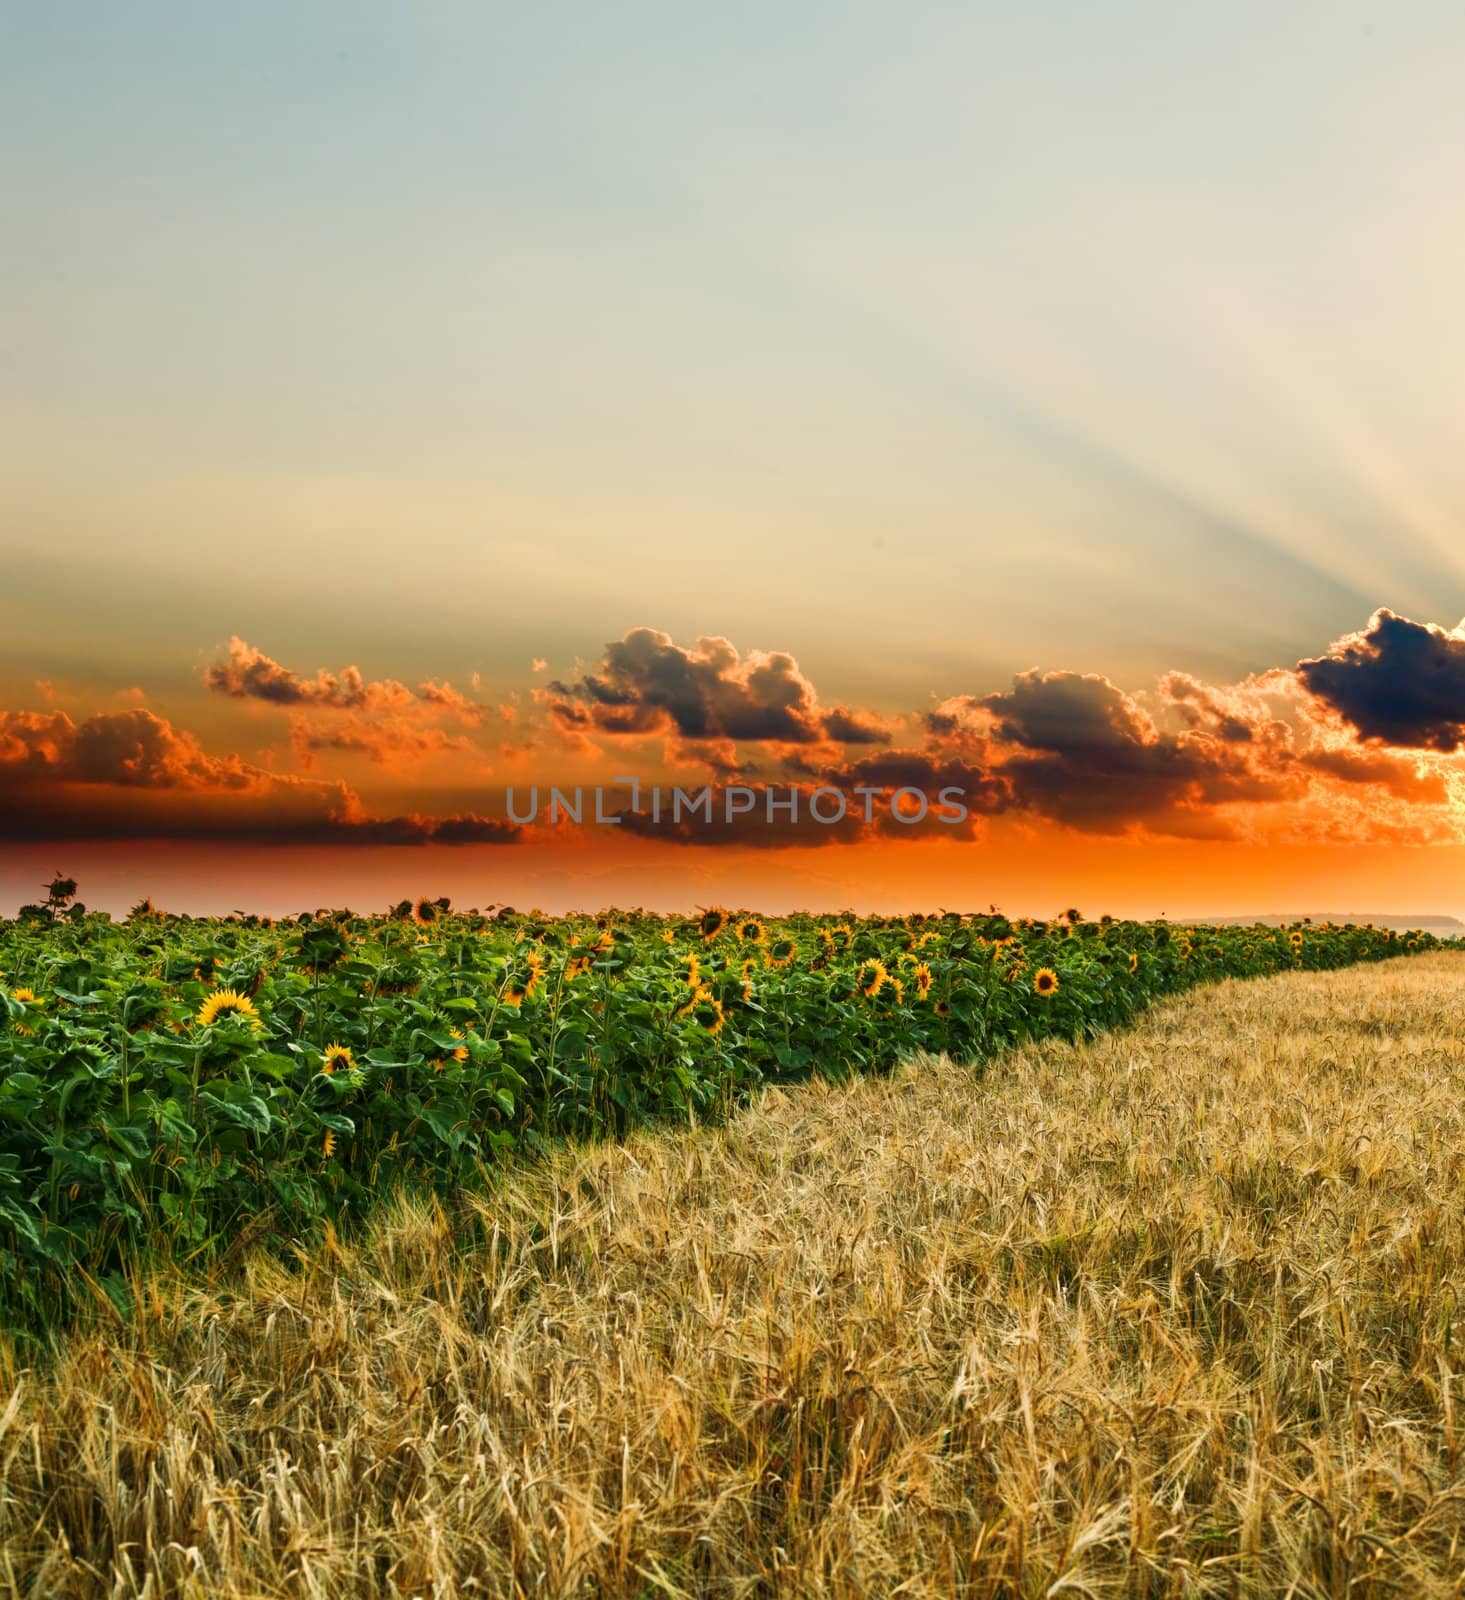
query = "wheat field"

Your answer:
(4, 953), (1465, 1597)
